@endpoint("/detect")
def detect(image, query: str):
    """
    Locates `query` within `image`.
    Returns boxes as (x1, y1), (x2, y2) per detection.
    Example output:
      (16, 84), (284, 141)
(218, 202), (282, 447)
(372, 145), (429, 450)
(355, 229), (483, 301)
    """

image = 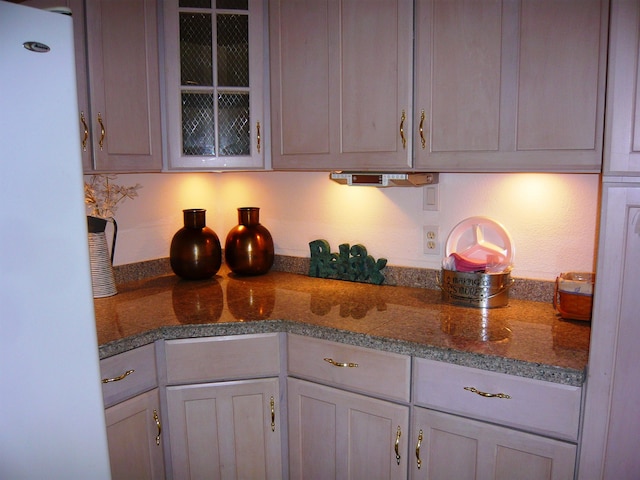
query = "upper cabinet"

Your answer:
(21, 0), (92, 171)
(85, 0), (163, 172)
(414, 0), (608, 172)
(603, 0), (640, 175)
(163, 0), (265, 170)
(269, 0), (414, 171)
(23, 0), (163, 173)
(270, 0), (608, 173)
